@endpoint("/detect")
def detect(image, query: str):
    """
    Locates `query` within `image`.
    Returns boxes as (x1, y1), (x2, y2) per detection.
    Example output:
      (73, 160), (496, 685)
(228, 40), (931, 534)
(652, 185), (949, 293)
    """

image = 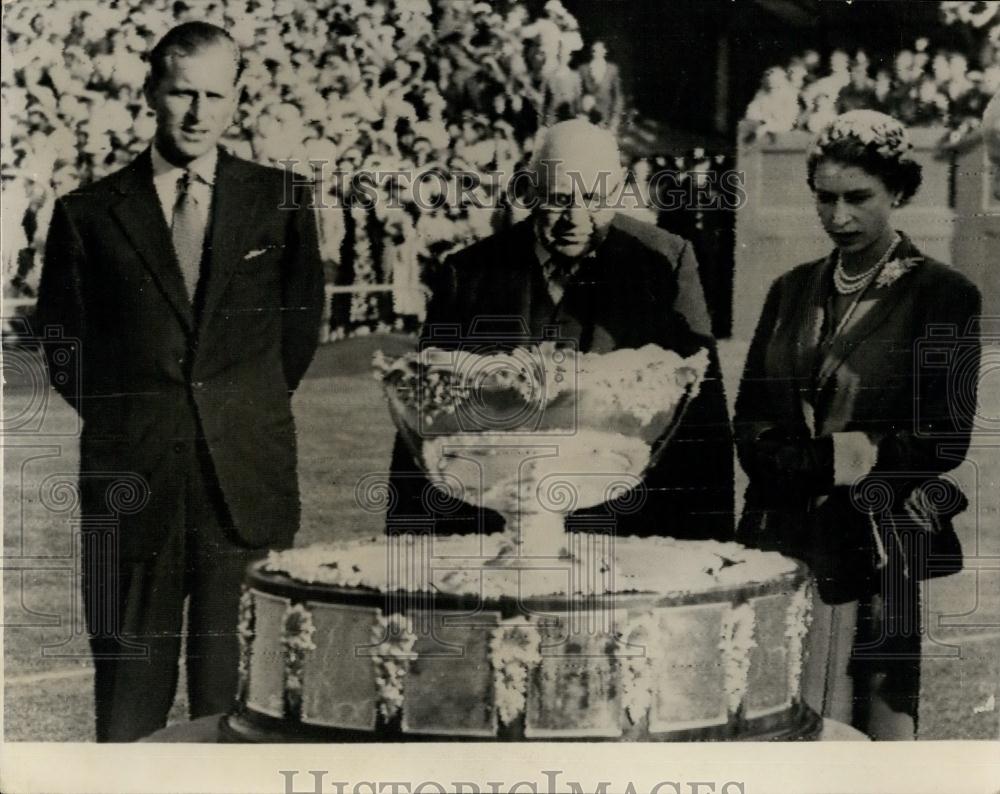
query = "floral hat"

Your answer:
(811, 109), (914, 161)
